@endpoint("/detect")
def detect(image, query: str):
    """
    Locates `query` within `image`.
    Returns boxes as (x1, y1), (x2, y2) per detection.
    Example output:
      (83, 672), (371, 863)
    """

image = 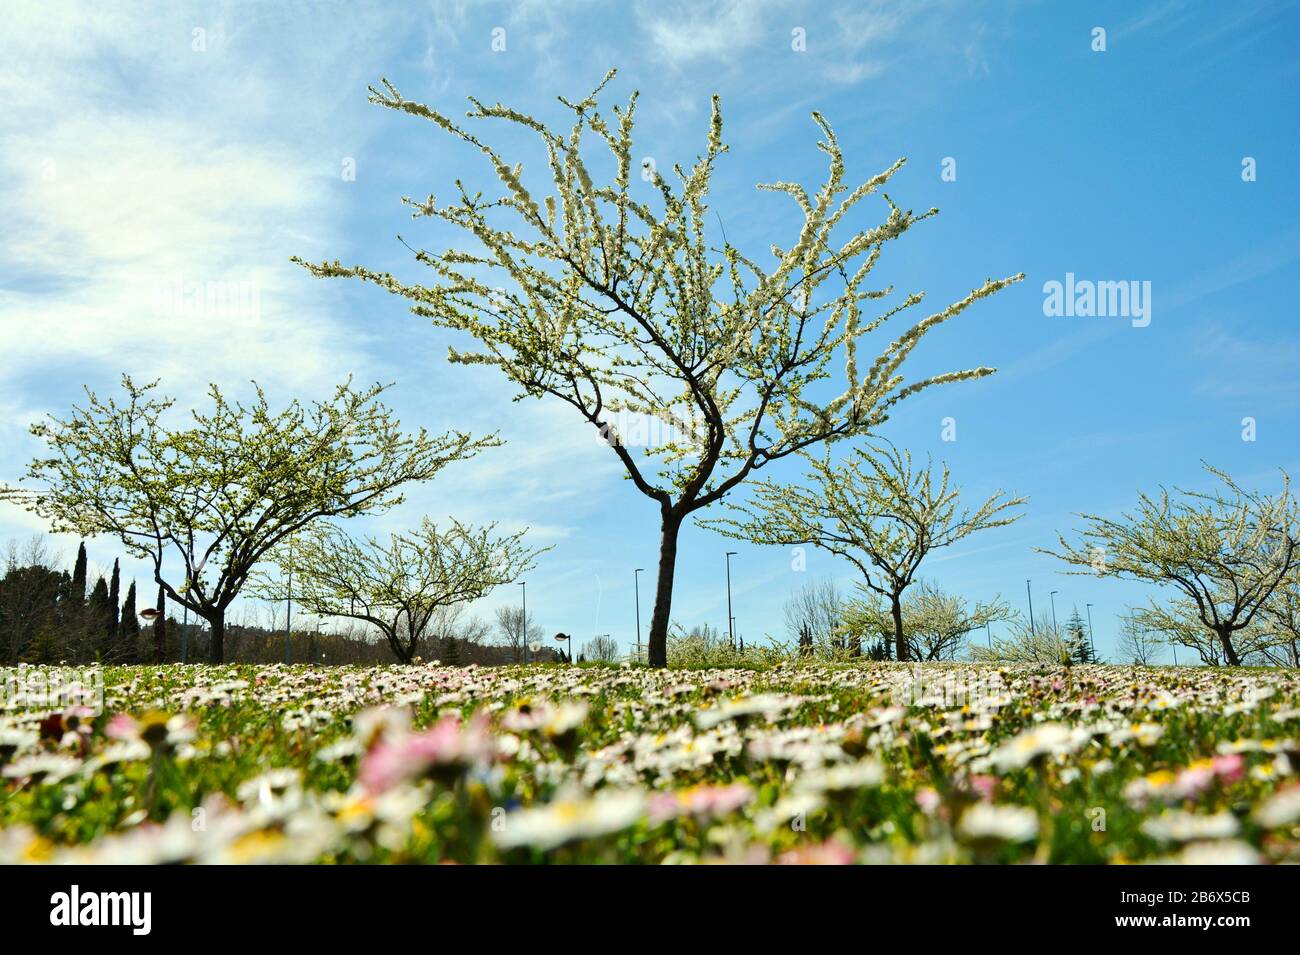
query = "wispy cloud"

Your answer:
(0, 1), (413, 401)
